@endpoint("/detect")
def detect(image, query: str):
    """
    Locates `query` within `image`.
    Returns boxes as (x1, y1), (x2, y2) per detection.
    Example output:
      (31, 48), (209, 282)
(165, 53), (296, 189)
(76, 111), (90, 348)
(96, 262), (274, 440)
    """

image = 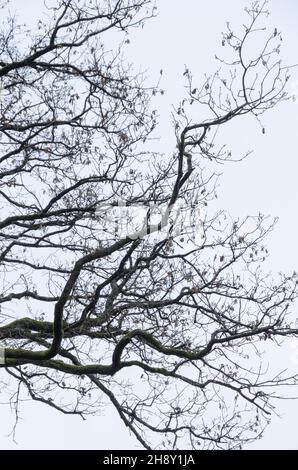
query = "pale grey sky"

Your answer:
(0, 0), (297, 450)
